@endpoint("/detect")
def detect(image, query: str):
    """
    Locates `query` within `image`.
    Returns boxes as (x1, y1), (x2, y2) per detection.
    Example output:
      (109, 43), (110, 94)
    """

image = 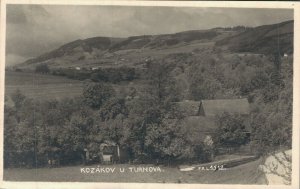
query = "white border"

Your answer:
(0, 1), (299, 189)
